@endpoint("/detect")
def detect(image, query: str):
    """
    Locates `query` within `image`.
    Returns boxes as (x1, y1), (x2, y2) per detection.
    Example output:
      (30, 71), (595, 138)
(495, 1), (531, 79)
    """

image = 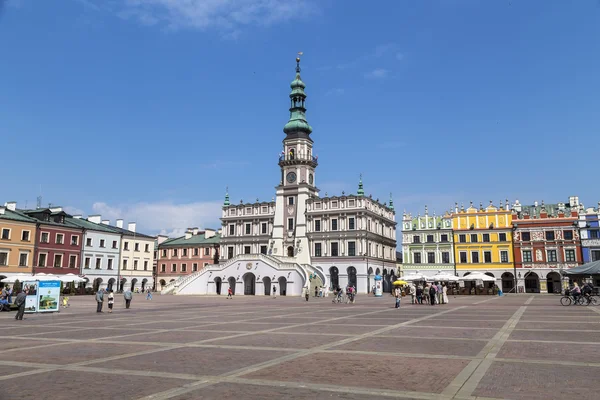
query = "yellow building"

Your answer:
(0, 203), (38, 276)
(452, 201), (514, 285)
